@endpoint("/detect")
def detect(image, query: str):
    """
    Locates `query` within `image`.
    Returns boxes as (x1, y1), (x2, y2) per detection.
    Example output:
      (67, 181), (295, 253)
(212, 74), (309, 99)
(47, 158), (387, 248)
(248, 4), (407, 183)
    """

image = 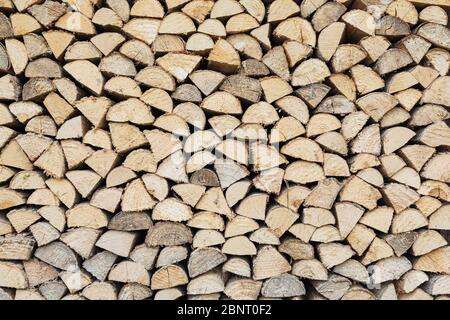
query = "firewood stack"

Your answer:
(0, 0), (449, 301)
